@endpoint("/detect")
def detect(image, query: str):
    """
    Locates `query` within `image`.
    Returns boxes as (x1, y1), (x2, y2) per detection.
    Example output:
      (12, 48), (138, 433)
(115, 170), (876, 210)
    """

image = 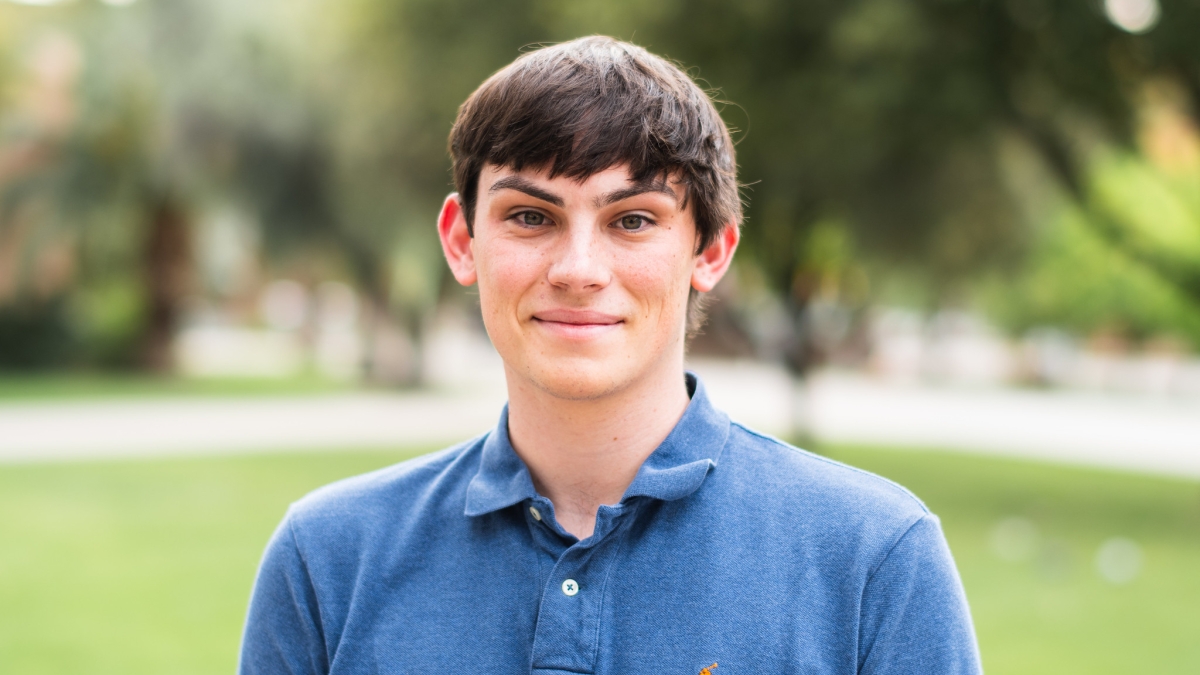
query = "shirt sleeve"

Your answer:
(239, 512), (329, 675)
(857, 514), (982, 675)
